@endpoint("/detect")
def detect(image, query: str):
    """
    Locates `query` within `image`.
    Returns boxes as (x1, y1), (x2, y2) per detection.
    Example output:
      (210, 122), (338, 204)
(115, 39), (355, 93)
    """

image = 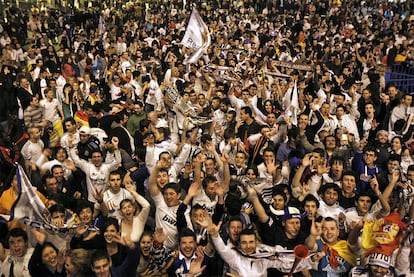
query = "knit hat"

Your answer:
(269, 206), (301, 221)
(368, 253), (392, 269)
